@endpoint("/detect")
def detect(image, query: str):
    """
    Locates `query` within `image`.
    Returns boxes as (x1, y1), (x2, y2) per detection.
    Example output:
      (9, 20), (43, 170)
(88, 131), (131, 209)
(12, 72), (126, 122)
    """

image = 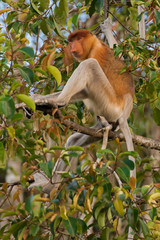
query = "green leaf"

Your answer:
(17, 67), (34, 84)
(121, 166), (130, 178)
(89, 0), (96, 16)
(150, 70), (157, 82)
(143, 163), (152, 171)
(50, 146), (65, 150)
(94, 202), (106, 220)
(54, 0), (68, 26)
(12, 21), (22, 34)
(114, 197), (124, 217)
(154, 9), (160, 27)
(31, 0), (42, 14)
(19, 47), (34, 58)
(11, 113), (23, 122)
(128, 7), (138, 30)
(66, 146), (84, 152)
(39, 162), (50, 178)
(0, 95), (15, 119)
(0, 142), (5, 164)
(53, 19), (64, 38)
(2, 211), (17, 218)
(116, 167), (129, 183)
(39, 161), (53, 178)
(34, 68), (47, 76)
(123, 159), (135, 170)
(25, 195), (33, 214)
(139, 219), (150, 238)
(18, 227), (27, 240)
(127, 207), (138, 229)
(30, 20), (41, 35)
(101, 227), (111, 240)
(39, 0), (49, 11)
(8, 222), (27, 237)
(119, 66), (127, 74)
(76, 219), (87, 235)
(114, 45), (123, 57)
(50, 216), (61, 237)
(96, 148), (115, 159)
(96, 0), (103, 12)
(6, 126), (15, 140)
(149, 208), (157, 221)
(32, 195), (41, 217)
(97, 210), (105, 228)
(131, 0), (145, 6)
(40, 20), (51, 35)
(81, 160), (90, 172)
(153, 107), (160, 126)
(72, 14), (79, 28)
(67, 17), (73, 30)
(63, 217), (77, 237)
(30, 224), (39, 236)
(48, 160), (54, 177)
(118, 151), (138, 159)
(141, 185), (150, 196)
(17, 94), (36, 112)
(46, 65), (62, 86)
